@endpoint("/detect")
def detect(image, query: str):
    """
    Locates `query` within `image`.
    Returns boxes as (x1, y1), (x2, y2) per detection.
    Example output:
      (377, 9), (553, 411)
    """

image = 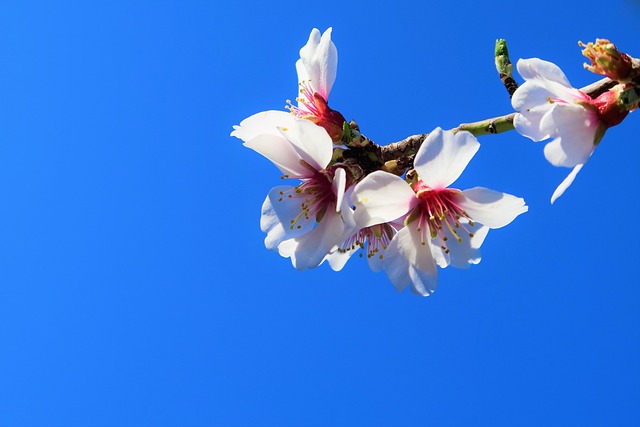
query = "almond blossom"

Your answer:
(510, 58), (630, 203)
(231, 111), (355, 270)
(286, 28), (346, 142)
(325, 219), (402, 273)
(351, 128), (528, 296)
